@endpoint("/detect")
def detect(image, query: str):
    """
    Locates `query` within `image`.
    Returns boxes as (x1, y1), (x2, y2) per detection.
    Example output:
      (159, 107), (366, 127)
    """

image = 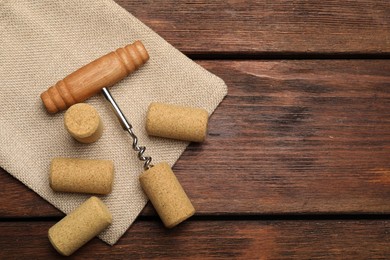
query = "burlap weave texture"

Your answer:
(0, 0), (227, 245)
